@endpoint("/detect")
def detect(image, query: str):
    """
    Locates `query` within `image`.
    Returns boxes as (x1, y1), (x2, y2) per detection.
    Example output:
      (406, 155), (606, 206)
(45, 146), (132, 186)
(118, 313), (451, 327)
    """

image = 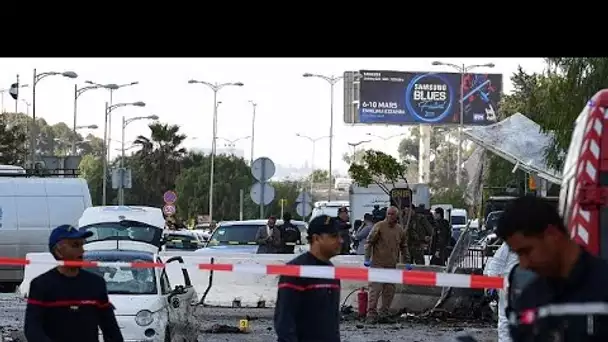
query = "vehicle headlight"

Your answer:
(135, 310), (154, 326)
